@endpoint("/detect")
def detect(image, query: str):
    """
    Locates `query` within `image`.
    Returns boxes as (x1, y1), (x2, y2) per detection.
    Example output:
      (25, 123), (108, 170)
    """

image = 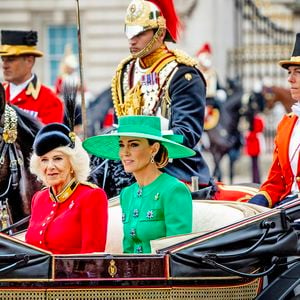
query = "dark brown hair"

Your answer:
(148, 139), (169, 169)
